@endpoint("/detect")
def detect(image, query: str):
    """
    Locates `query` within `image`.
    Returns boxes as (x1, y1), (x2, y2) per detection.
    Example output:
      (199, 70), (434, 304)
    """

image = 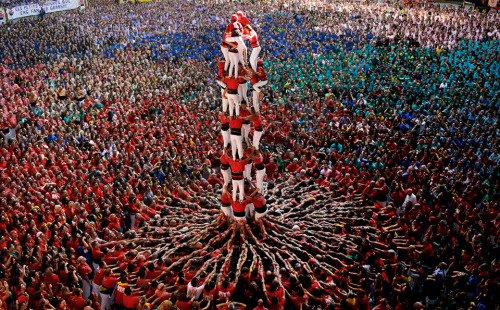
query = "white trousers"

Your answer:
(221, 46), (229, 70)
(245, 203), (255, 219)
(221, 206), (234, 222)
(238, 82), (248, 104)
(256, 168), (266, 193)
(217, 82), (228, 112)
(228, 51), (239, 78)
(222, 129), (230, 149)
(227, 93), (240, 116)
(253, 130), (263, 149)
(244, 163), (252, 181)
(225, 36), (247, 66)
(221, 168), (231, 187)
(230, 134), (243, 159)
(250, 46), (261, 71)
(242, 124), (251, 145)
(252, 80), (268, 112)
(232, 179), (245, 201)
